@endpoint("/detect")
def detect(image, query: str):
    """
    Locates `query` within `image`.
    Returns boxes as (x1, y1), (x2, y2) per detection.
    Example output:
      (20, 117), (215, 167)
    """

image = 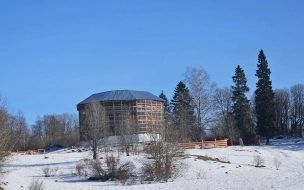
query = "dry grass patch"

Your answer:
(192, 155), (231, 164)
